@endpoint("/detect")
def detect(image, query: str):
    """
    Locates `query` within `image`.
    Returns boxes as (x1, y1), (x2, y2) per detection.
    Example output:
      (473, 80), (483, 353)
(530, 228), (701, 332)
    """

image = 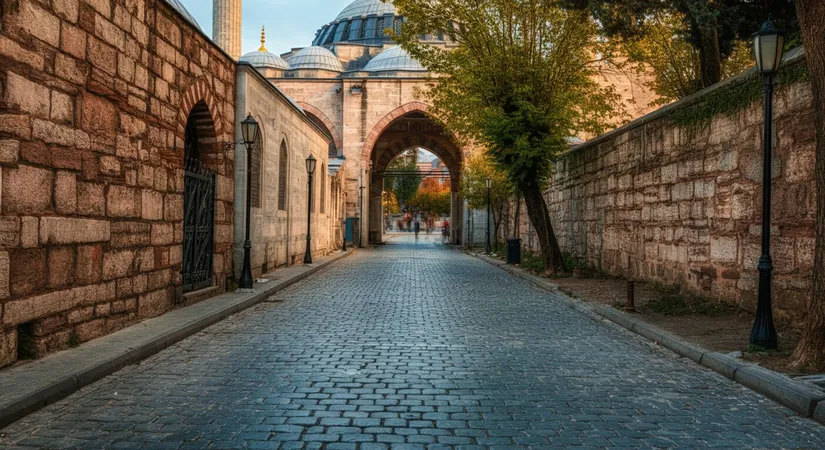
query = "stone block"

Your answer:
(48, 247), (76, 288)
(735, 365), (825, 417)
(5, 72), (50, 119)
(20, 217), (38, 248)
(141, 190), (163, 220)
(0, 36), (44, 71)
(0, 327), (16, 368)
(17, 0), (60, 48)
(32, 119), (75, 147)
(0, 252), (9, 299)
(106, 185), (141, 218)
(76, 244), (103, 285)
(785, 149), (816, 183)
(9, 248), (47, 295)
(100, 155), (121, 175)
(2, 165), (52, 214)
(40, 217), (111, 244)
(710, 236), (738, 264)
(75, 318), (107, 342)
(68, 306), (95, 324)
(50, 91), (74, 124)
(103, 250), (134, 280)
(671, 182), (694, 202)
(796, 237), (815, 270)
(55, 171), (78, 214)
(694, 180), (716, 199)
(137, 289), (171, 319)
(87, 38), (117, 76)
(151, 223), (173, 246)
(55, 53), (86, 84)
(0, 140), (20, 163)
(80, 93), (117, 137)
(54, 0), (79, 23)
(0, 114), (31, 140)
(701, 352), (747, 380)
(77, 182), (106, 216)
(164, 194), (183, 221)
(0, 217), (19, 248)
